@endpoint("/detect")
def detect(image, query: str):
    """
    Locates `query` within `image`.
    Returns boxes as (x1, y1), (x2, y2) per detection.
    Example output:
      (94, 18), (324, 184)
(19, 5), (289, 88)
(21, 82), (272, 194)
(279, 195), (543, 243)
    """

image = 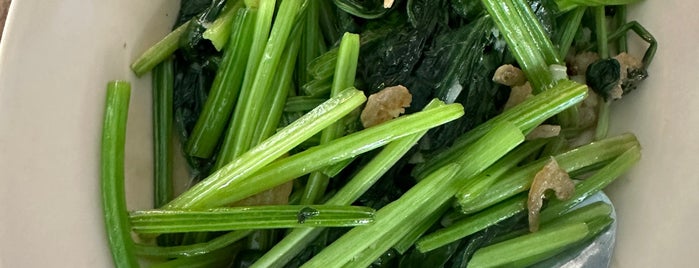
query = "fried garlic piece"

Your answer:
(528, 158), (575, 232)
(360, 85), (412, 128)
